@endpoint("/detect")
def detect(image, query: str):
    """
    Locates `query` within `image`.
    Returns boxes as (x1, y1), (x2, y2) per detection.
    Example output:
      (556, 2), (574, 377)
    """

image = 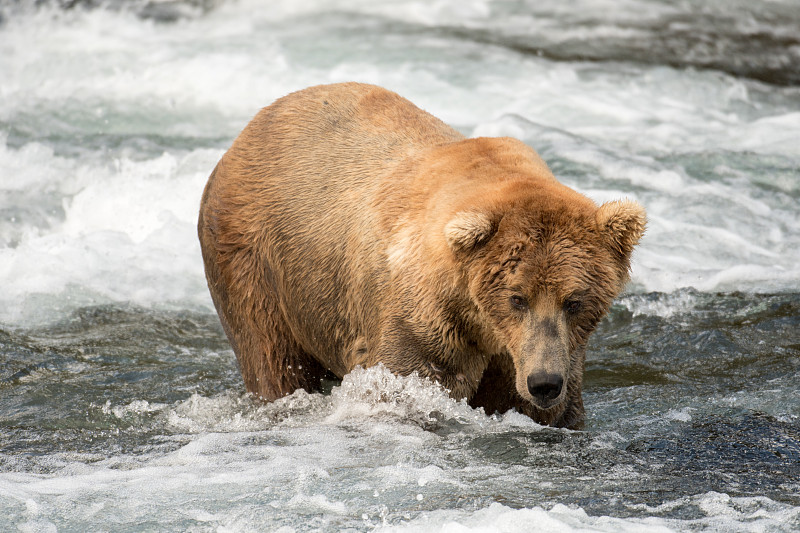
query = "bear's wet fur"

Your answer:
(198, 82), (645, 429)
